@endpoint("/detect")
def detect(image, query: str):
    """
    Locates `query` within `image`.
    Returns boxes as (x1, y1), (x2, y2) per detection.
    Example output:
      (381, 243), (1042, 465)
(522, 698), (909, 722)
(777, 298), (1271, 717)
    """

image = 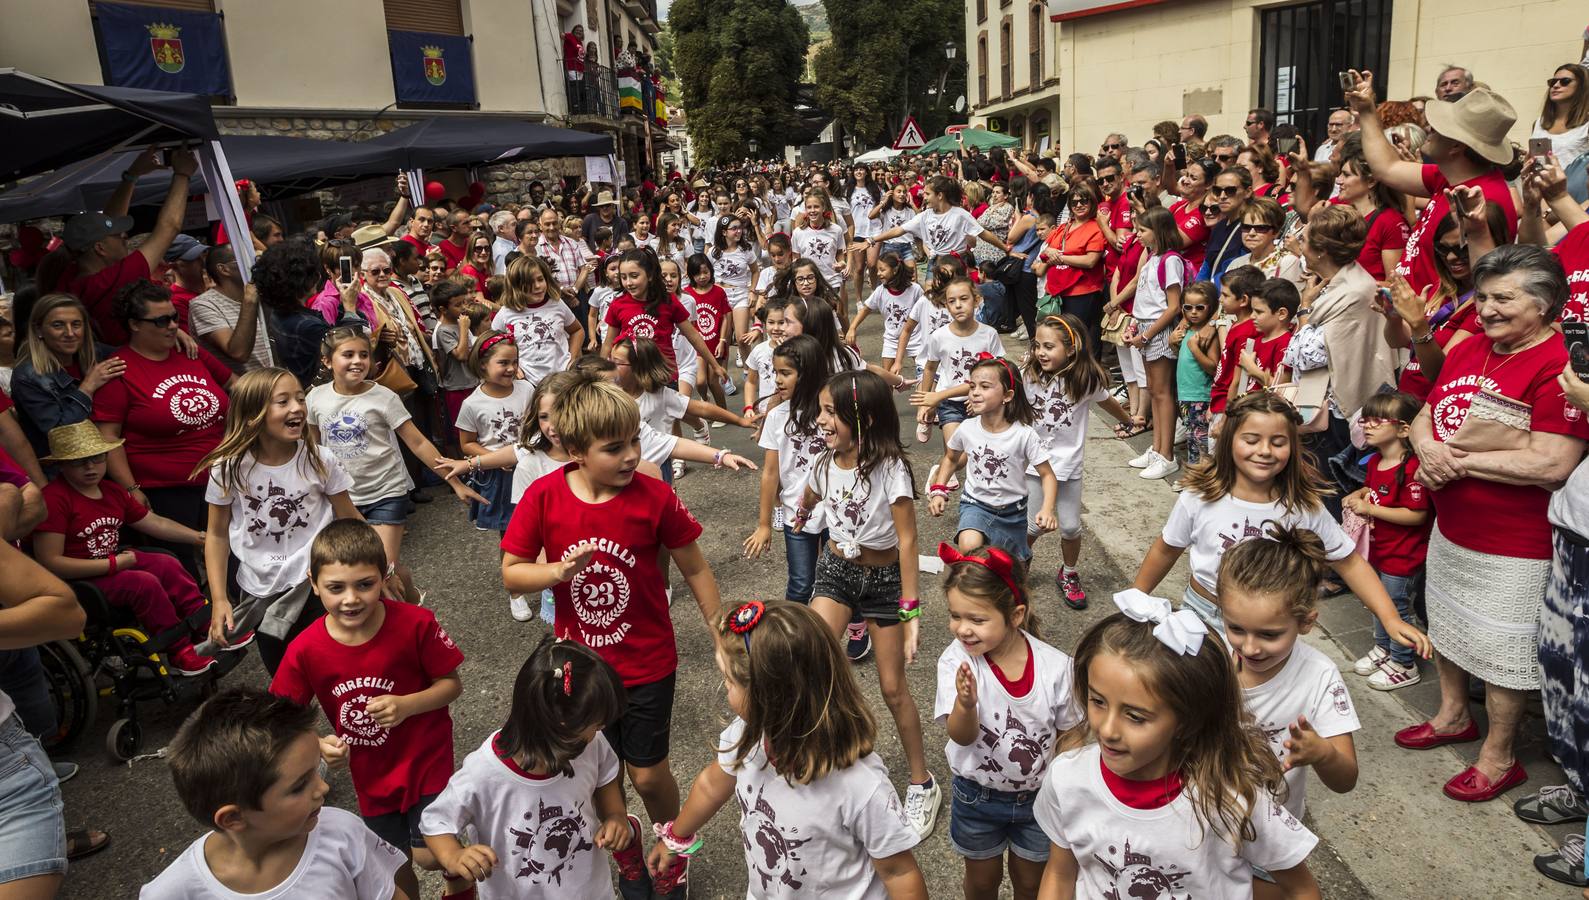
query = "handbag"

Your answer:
(1447, 387), (1531, 453)
(1100, 308), (1134, 346)
(375, 357), (418, 396)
